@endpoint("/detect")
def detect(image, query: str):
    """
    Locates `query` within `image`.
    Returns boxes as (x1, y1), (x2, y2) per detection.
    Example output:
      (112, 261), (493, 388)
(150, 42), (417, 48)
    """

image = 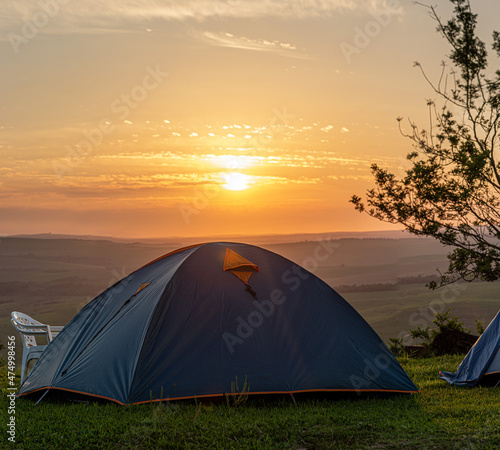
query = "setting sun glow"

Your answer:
(223, 172), (251, 191)
(3, 1), (497, 238)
